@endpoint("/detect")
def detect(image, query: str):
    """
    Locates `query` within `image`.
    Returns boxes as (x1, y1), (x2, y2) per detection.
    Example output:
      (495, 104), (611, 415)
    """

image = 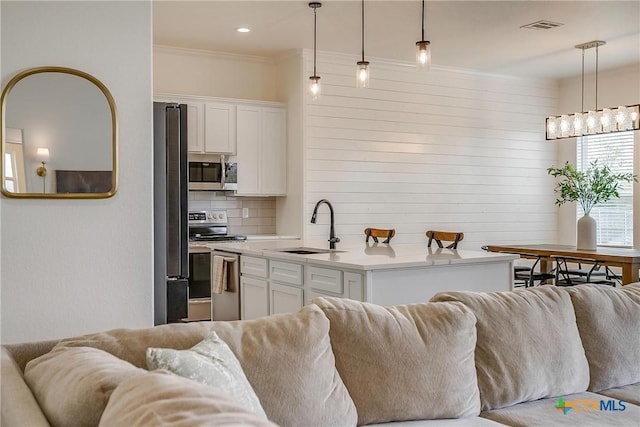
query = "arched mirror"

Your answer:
(1, 67), (117, 198)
